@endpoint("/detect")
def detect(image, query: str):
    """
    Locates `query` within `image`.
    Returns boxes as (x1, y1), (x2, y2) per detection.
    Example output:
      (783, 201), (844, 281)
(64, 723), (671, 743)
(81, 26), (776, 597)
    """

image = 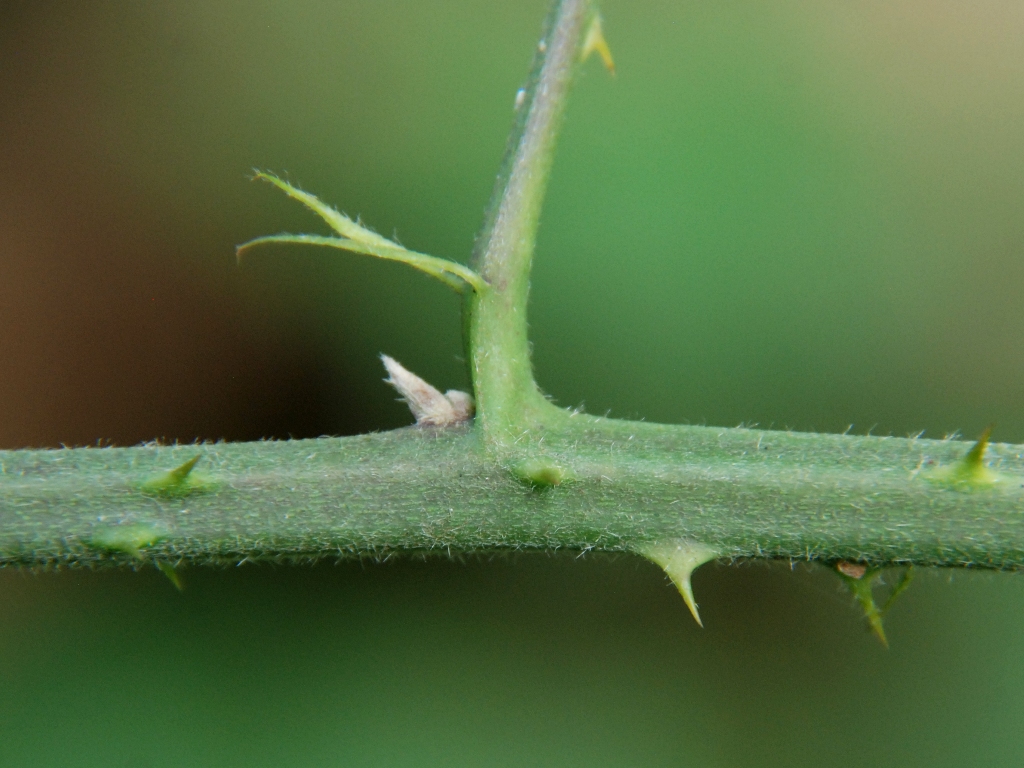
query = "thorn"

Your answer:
(859, 591), (888, 648)
(155, 560), (184, 591)
(381, 355), (474, 427)
(140, 455), (212, 498)
(963, 423), (994, 469)
(581, 14), (615, 76)
(91, 523), (167, 559)
(638, 540), (720, 626)
(834, 563), (913, 647)
(167, 455), (200, 482)
(925, 424), (1001, 490)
